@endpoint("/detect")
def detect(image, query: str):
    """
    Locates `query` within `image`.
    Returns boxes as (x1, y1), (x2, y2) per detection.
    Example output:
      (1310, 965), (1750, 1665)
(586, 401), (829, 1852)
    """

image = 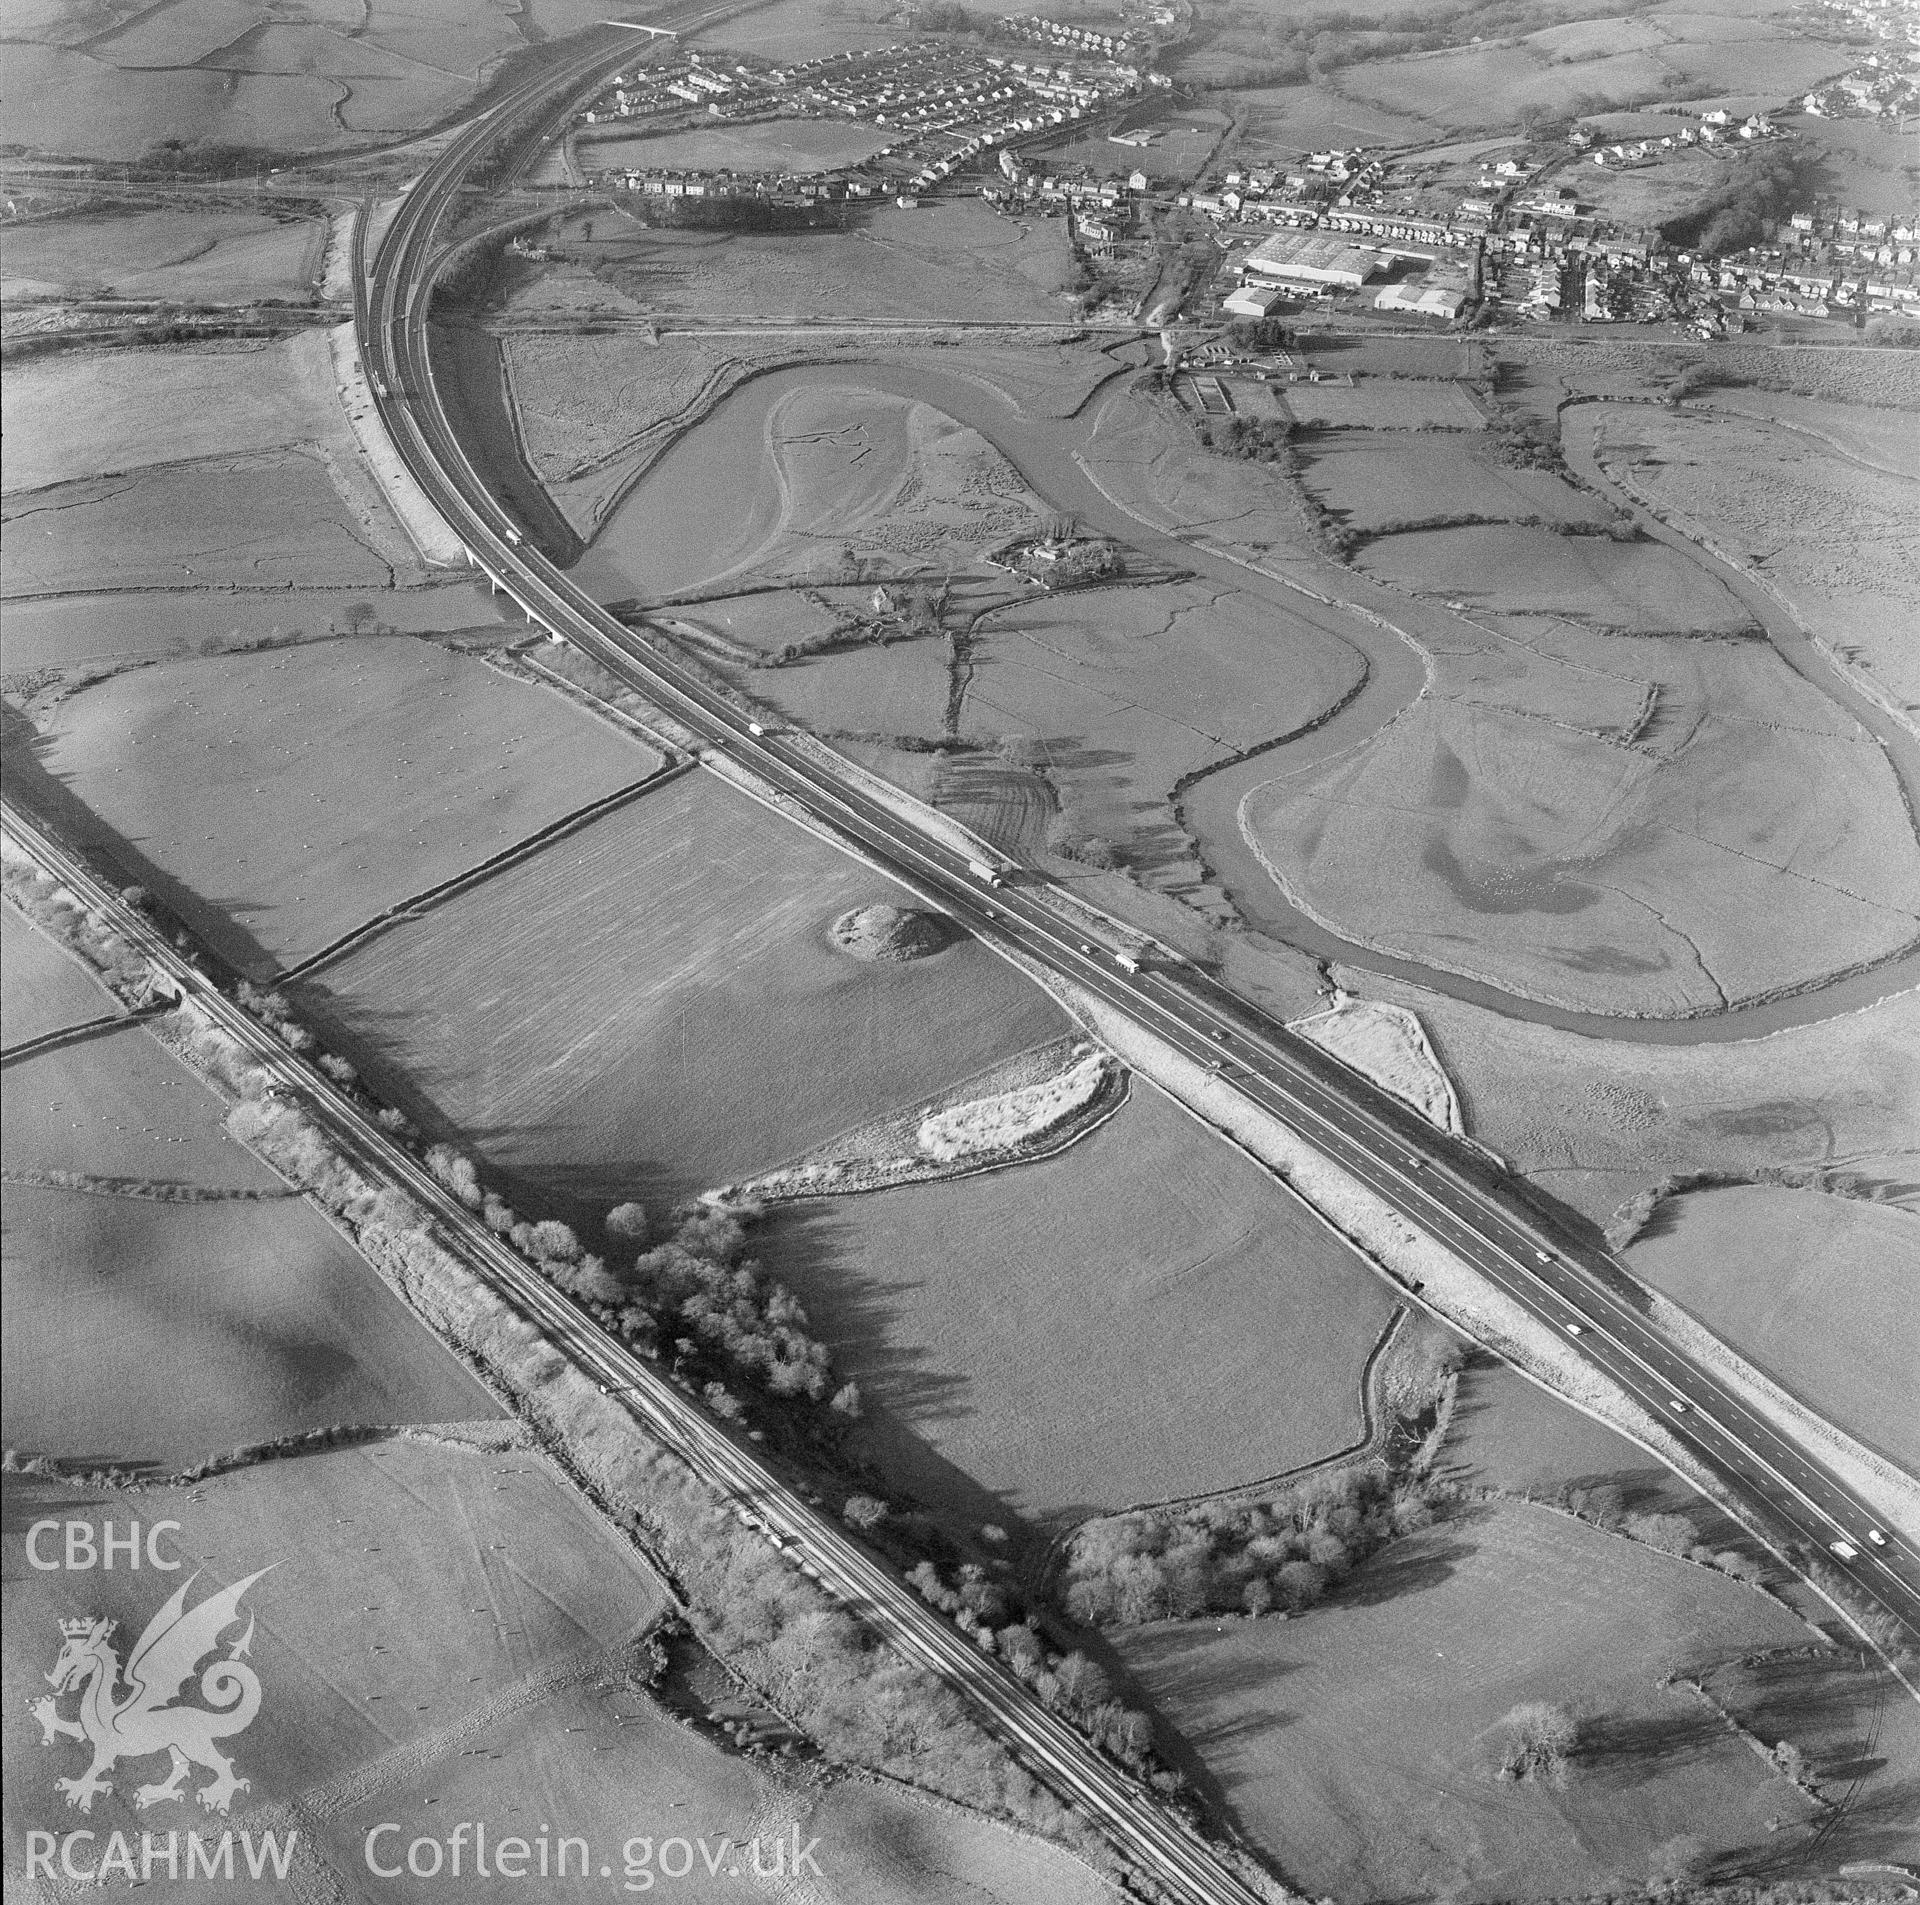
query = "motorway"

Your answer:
(359, 23), (1919, 1647)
